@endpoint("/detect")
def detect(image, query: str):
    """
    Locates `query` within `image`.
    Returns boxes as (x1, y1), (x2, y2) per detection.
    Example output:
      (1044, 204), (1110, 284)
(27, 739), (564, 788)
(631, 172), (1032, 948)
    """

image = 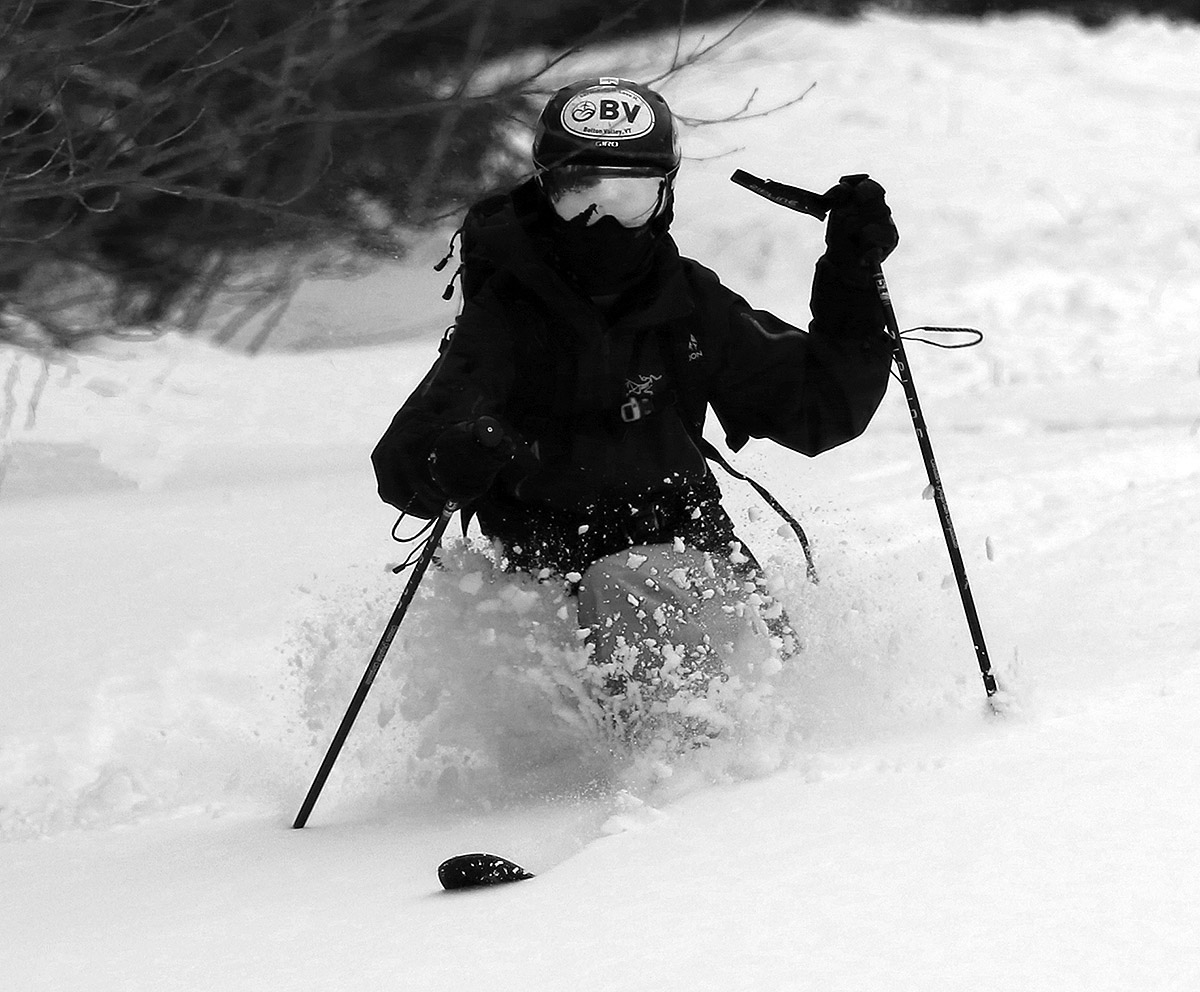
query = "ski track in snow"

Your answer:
(3, 11), (1200, 991)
